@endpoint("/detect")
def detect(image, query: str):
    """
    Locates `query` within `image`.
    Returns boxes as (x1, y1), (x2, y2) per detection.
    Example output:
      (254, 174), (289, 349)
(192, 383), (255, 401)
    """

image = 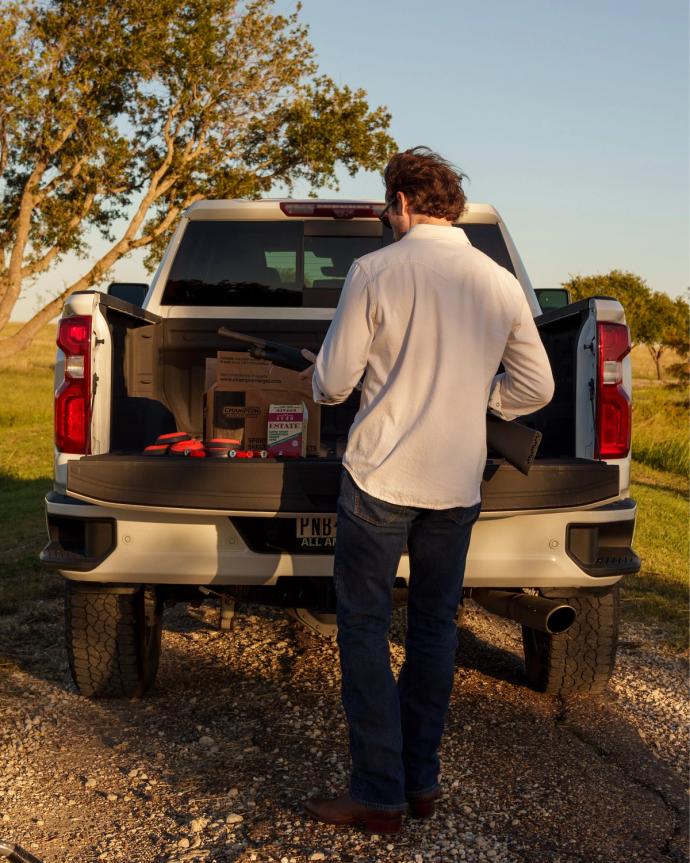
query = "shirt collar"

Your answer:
(402, 223), (470, 244)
